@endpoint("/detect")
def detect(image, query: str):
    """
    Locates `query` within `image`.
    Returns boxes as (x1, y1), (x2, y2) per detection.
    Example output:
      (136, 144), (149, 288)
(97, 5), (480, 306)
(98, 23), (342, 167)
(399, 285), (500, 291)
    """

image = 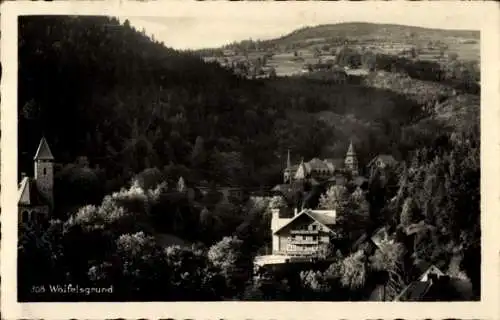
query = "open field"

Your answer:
(205, 23), (480, 75)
